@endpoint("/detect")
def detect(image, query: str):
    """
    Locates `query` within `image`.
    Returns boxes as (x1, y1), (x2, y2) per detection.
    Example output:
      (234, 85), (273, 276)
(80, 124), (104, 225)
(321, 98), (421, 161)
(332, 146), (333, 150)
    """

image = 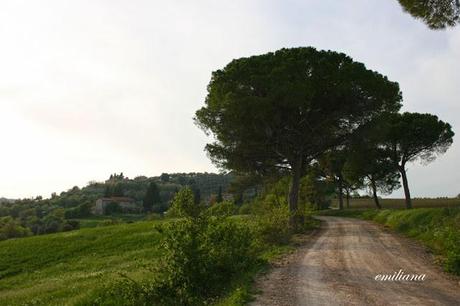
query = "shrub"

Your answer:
(89, 198), (257, 305)
(206, 201), (238, 217)
(0, 217), (32, 240)
(166, 187), (202, 218)
(150, 216), (256, 305)
(62, 220), (80, 231)
(238, 202), (252, 215)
